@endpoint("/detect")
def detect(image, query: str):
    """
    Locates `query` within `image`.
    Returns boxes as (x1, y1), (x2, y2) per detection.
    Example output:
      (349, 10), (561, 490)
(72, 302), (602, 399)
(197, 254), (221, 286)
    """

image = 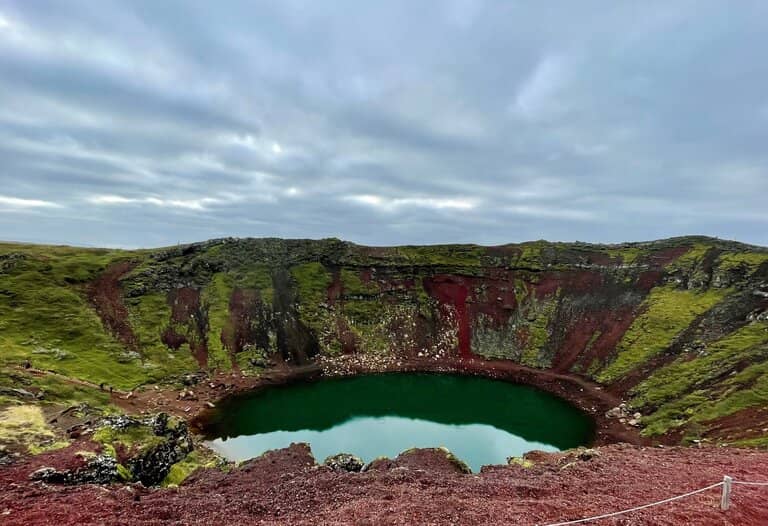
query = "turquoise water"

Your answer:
(202, 373), (593, 472)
